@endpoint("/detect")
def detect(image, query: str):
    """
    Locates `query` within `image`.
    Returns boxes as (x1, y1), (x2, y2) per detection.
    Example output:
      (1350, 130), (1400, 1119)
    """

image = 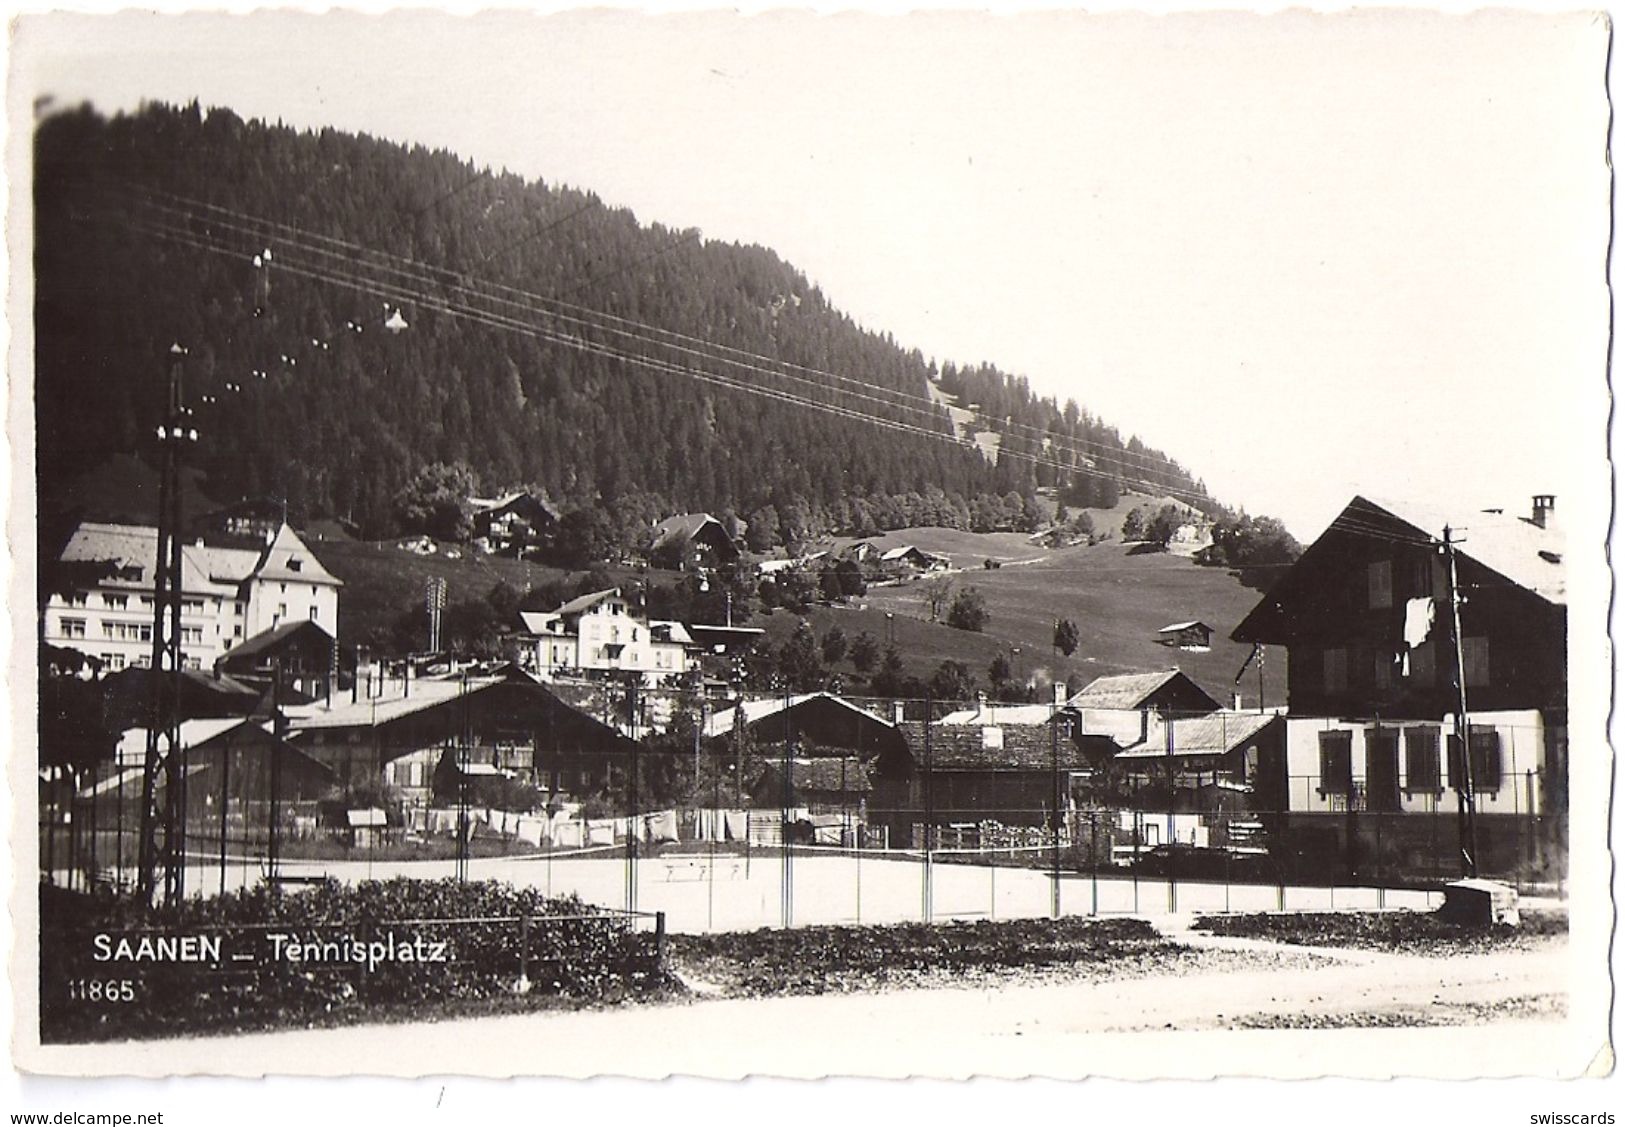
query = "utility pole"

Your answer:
(1443, 526), (1480, 877)
(138, 345), (195, 907)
